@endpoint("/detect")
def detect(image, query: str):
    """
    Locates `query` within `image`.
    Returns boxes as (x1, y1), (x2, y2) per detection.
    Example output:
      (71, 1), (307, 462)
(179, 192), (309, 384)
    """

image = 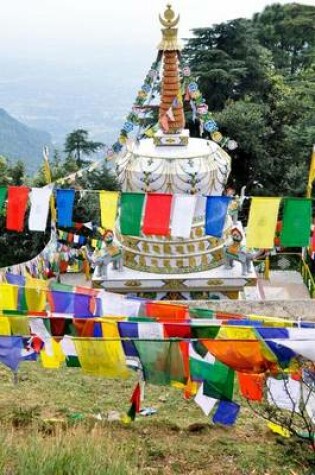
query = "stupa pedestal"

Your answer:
(92, 260), (257, 300)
